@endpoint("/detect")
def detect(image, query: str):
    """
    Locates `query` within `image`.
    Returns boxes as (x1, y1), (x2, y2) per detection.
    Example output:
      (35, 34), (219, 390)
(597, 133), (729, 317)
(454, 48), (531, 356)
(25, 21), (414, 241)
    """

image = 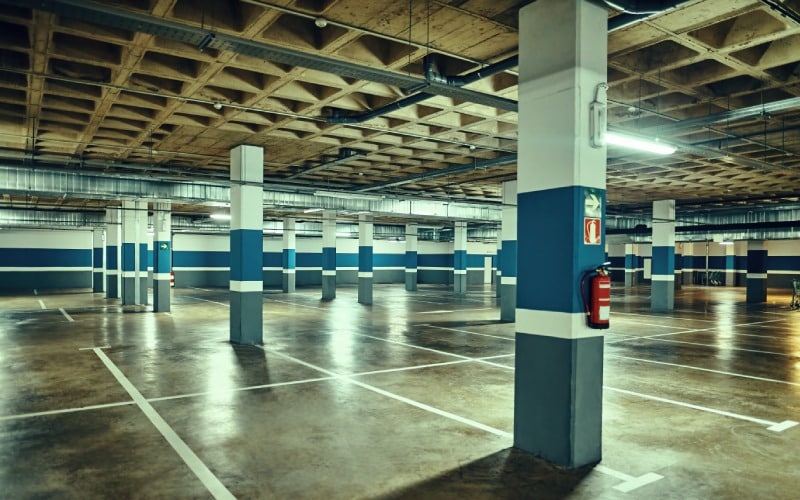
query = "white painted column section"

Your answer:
(92, 227), (105, 293)
(153, 201), (171, 312)
(501, 180), (517, 321)
(105, 207), (121, 299)
(282, 216), (296, 293)
(651, 200), (675, 312)
(136, 199), (148, 305)
(321, 210), (336, 300)
(358, 214), (374, 304)
(121, 200), (138, 306)
(405, 223), (418, 292)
